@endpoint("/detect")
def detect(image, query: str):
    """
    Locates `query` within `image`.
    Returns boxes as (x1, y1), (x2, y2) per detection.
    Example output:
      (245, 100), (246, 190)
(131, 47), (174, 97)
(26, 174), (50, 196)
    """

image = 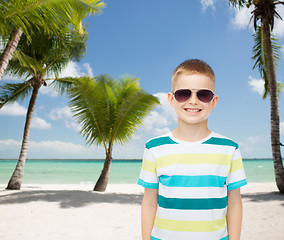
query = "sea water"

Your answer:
(0, 159), (276, 184)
